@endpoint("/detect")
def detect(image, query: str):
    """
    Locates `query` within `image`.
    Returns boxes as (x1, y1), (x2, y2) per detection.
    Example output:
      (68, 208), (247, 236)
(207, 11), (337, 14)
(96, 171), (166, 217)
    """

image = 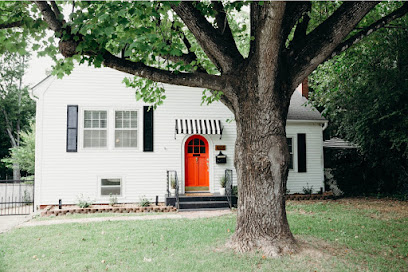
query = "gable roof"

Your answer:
(287, 91), (326, 121)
